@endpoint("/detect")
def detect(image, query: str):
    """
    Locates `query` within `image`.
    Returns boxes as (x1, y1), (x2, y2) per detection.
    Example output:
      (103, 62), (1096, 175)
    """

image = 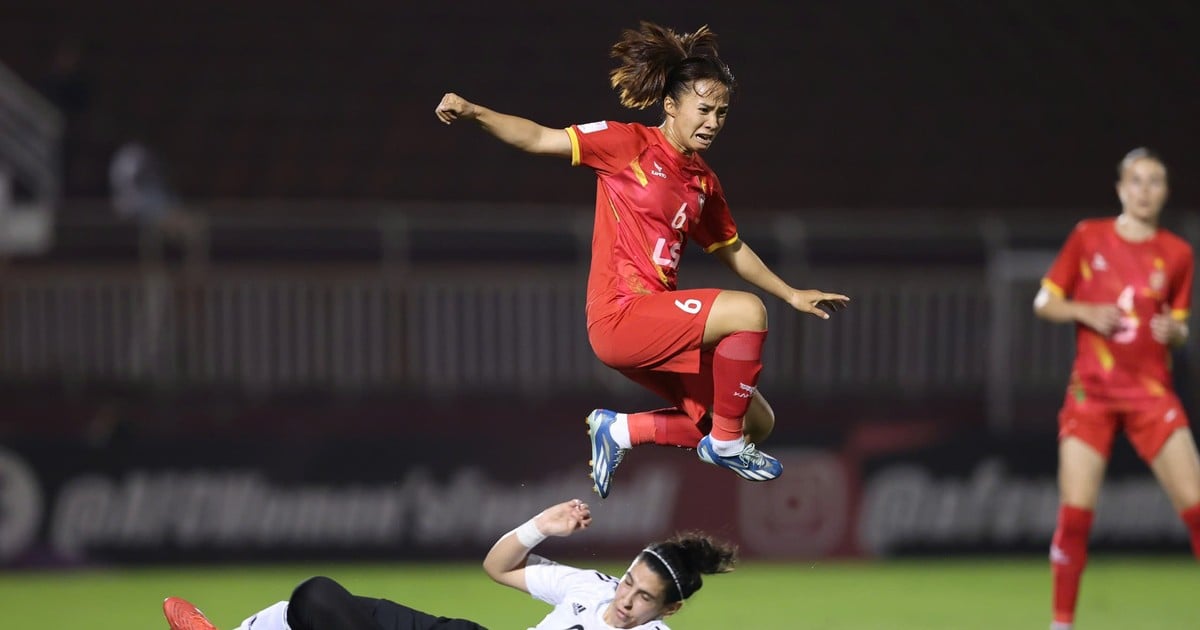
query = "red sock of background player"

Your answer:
(624, 408), (705, 448)
(1181, 503), (1200, 559)
(710, 330), (767, 456)
(1051, 505), (1094, 626)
